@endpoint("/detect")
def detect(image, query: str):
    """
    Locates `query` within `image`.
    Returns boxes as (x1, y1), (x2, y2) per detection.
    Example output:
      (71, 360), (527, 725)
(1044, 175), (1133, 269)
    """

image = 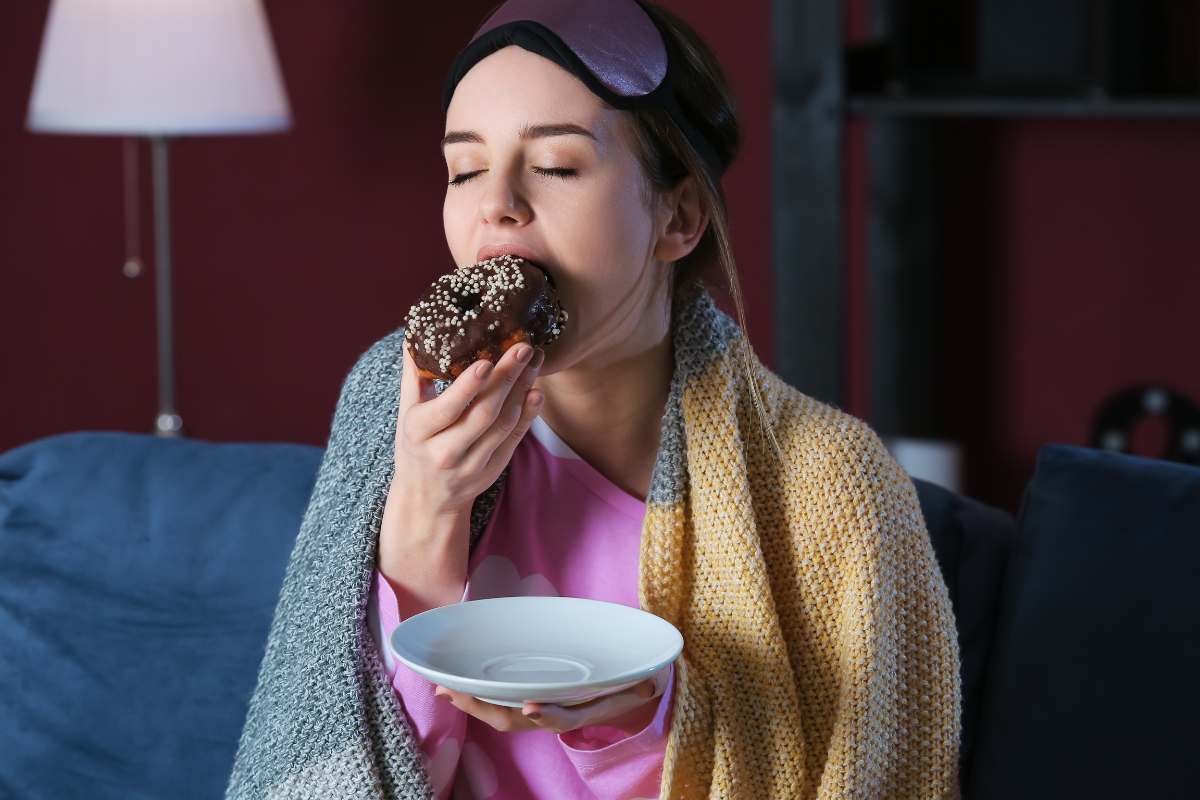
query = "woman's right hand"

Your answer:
(389, 340), (545, 532)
